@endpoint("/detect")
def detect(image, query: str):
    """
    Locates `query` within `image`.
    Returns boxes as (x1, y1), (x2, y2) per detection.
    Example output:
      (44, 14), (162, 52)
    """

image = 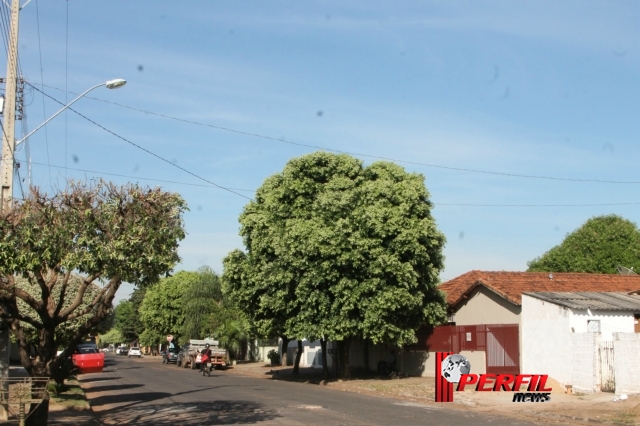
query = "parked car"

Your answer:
(72, 343), (105, 374)
(117, 346), (128, 356)
(162, 347), (180, 364)
(128, 347), (142, 358)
